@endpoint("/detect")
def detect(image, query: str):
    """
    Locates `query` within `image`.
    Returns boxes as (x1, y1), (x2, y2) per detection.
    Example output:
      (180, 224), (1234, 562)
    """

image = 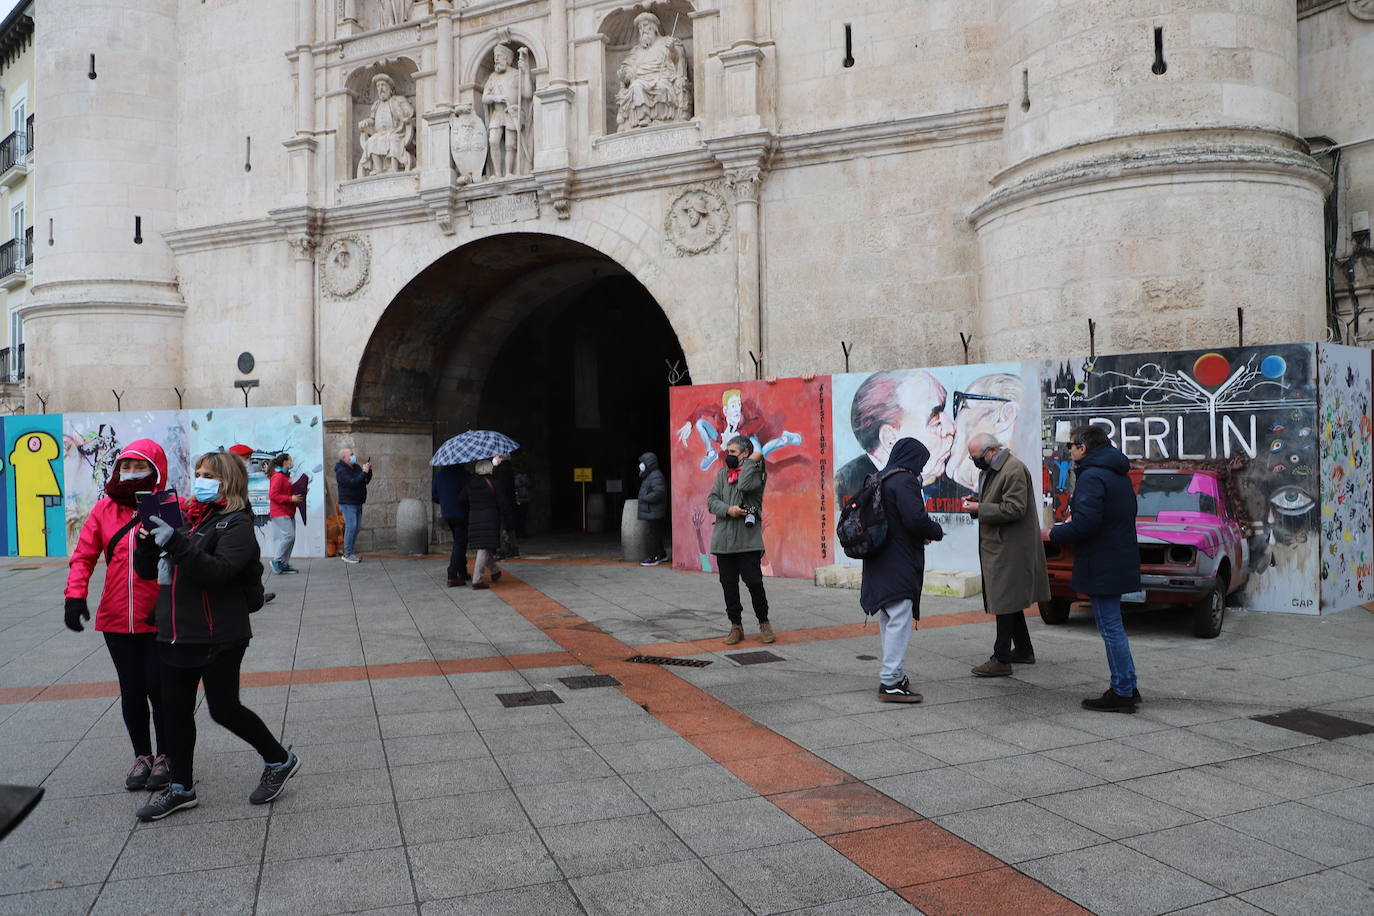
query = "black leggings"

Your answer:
(993, 611), (1035, 663)
(446, 518), (469, 581)
(716, 551), (769, 625)
(161, 643), (287, 788)
(103, 632), (166, 759)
